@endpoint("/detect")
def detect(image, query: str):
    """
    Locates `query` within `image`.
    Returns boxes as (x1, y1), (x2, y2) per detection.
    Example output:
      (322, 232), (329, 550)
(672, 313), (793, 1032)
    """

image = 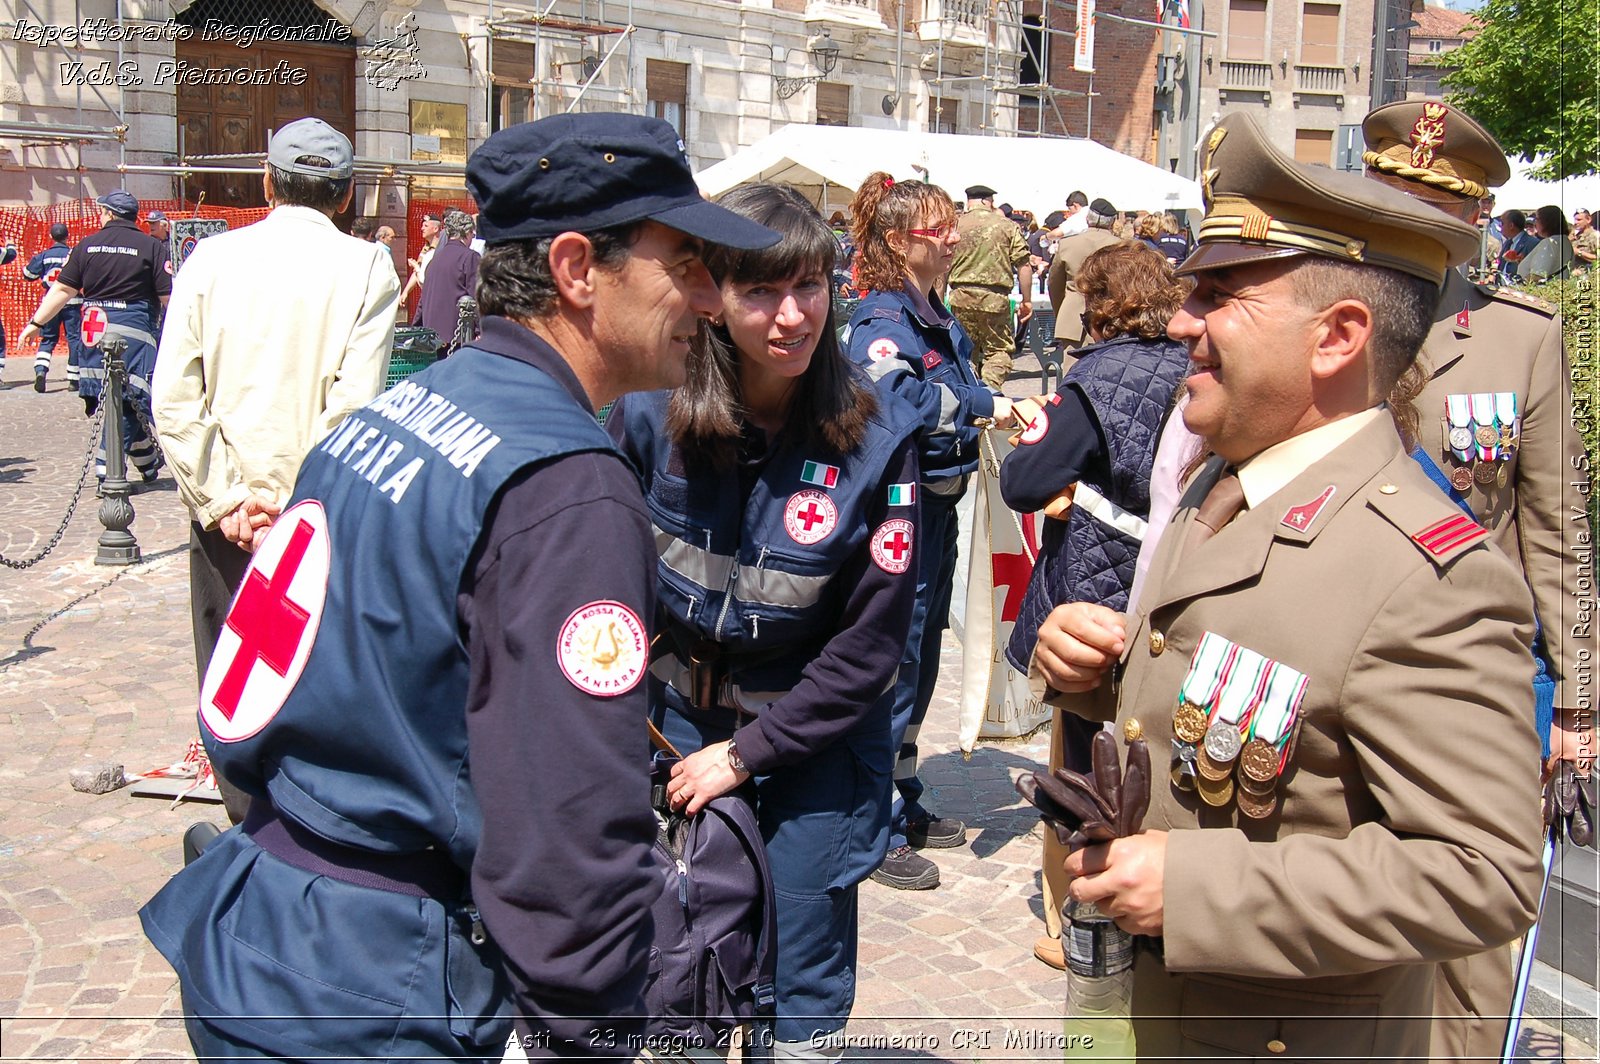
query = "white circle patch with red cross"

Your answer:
(784, 490), (838, 545)
(867, 338), (899, 362)
(1019, 406), (1050, 445)
(80, 305), (107, 348)
(200, 500), (331, 743)
(870, 519), (915, 574)
(44, 267), (61, 285)
(558, 600), (648, 696)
